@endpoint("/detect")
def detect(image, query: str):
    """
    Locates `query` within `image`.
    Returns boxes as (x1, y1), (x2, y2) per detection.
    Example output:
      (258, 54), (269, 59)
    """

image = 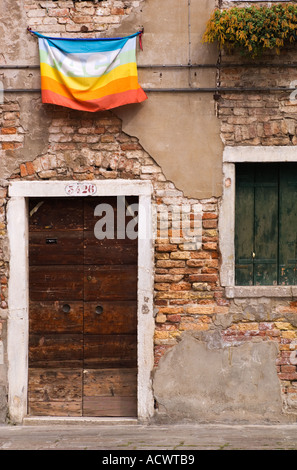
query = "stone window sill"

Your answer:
(225, 286), (297, 299)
